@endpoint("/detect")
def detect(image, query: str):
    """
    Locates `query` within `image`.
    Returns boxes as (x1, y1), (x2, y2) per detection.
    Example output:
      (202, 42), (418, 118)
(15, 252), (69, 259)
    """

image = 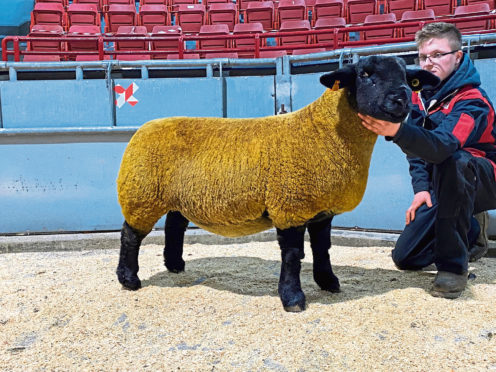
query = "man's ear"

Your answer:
(406, 68), (440, 91)
(320, 64), (356, 90)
